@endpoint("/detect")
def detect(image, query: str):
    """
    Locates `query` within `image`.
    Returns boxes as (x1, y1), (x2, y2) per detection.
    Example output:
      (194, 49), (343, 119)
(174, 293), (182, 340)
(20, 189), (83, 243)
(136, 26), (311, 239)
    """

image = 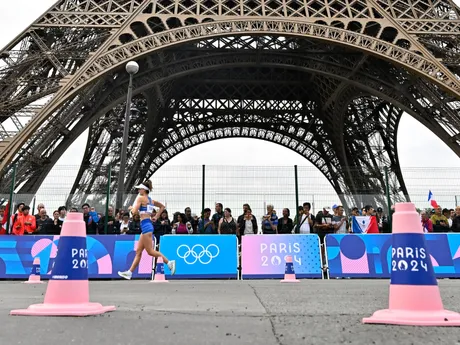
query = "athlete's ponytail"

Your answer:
(143, 180), (153, 193)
